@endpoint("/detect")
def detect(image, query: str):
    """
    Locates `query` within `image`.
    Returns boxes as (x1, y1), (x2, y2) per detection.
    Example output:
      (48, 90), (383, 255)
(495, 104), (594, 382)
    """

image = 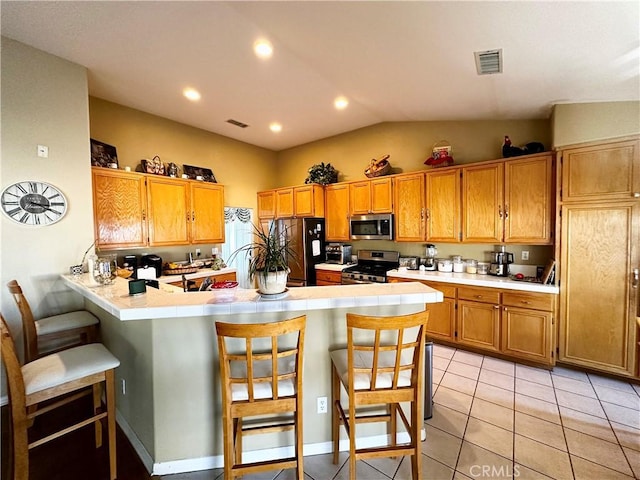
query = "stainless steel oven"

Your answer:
(341, 250), (399, 284)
